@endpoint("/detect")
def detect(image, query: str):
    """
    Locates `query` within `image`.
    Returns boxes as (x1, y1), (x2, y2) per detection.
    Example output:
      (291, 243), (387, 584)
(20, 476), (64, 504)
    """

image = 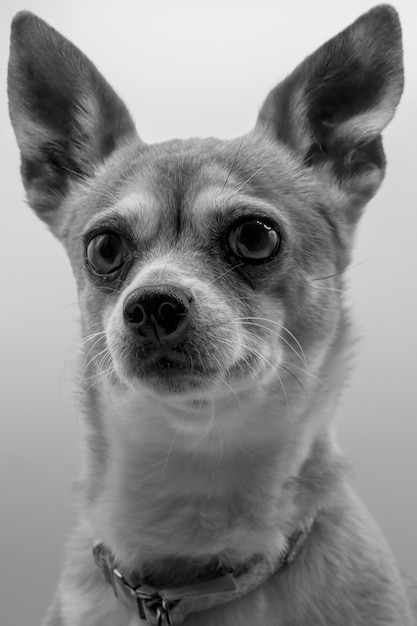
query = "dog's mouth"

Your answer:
(109, 333), (269, 396)
(124, 348), (218, 393)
